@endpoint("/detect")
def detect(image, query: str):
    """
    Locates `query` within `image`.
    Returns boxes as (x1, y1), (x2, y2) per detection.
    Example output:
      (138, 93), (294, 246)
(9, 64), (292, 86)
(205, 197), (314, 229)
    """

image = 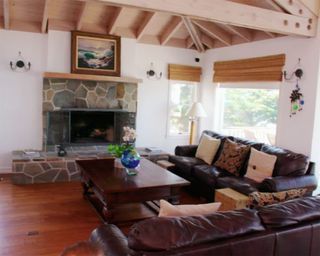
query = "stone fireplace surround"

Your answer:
(12, 77), (138, 184)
